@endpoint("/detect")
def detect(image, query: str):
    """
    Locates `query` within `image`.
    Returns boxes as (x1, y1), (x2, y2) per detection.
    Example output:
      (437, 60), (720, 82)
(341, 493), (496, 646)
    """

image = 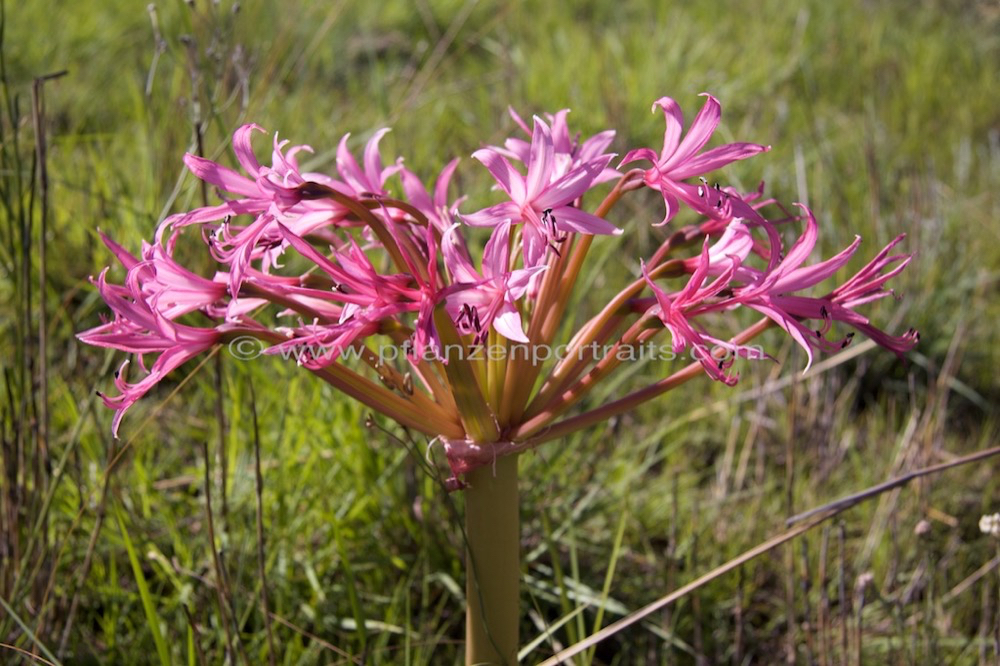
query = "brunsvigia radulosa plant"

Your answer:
(79, 93), (918, 665)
